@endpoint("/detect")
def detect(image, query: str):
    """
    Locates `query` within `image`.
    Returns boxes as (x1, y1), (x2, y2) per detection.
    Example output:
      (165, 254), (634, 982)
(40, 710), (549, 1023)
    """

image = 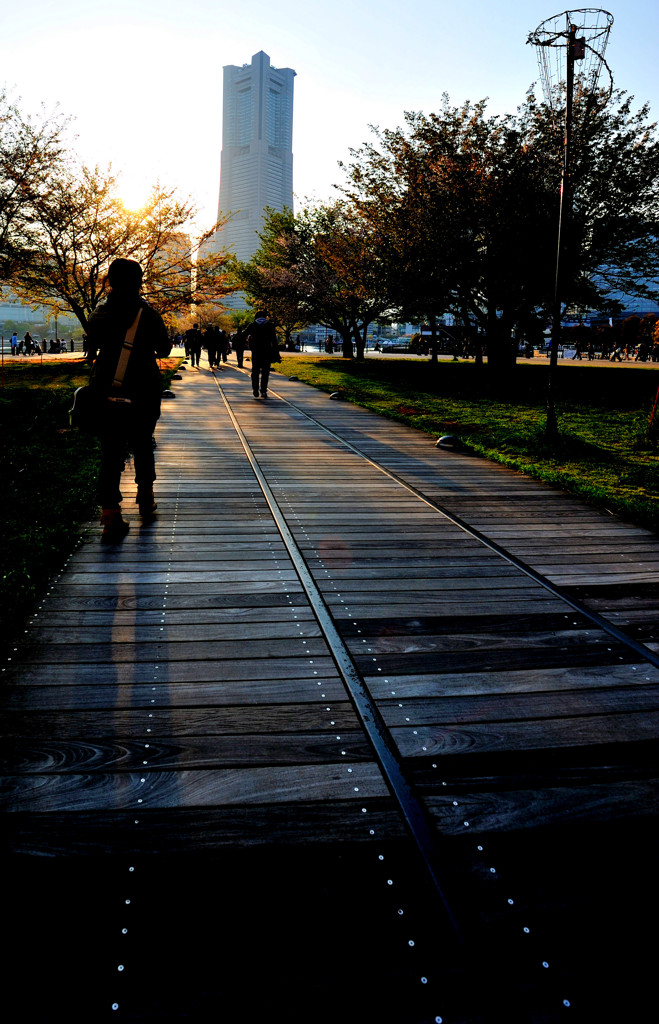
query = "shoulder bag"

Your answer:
(70, 309), (142, 433)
